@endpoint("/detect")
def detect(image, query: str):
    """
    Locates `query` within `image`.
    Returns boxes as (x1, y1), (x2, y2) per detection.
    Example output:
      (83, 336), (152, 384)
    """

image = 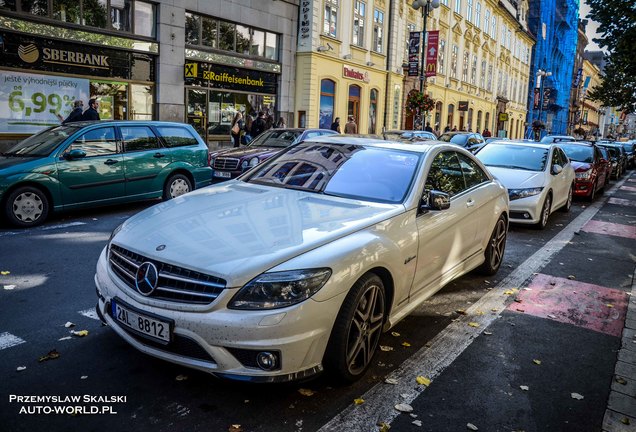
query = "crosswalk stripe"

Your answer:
(0, 332), (26, 350)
